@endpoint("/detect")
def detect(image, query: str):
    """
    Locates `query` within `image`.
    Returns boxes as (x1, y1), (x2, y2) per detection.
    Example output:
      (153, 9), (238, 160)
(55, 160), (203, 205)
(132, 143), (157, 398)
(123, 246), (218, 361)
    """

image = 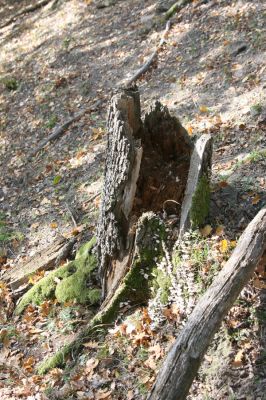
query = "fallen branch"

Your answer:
(125, 20), (171, 87)
(0, 0), (54, 30)
(28, 109), (87, 160)
(148, 207), (266, 400)
(124, 0), (196, 87)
